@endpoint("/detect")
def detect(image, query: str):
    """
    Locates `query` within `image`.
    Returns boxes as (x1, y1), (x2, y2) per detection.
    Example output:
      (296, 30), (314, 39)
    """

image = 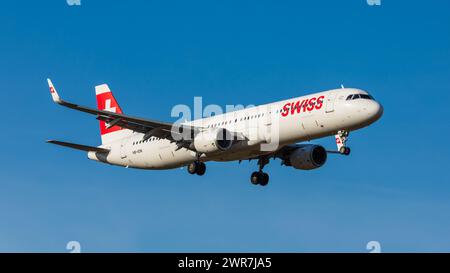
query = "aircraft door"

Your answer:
(263, 107), (272, 142)
(325, 92), (337, 113)
(260, 105), (281, 151)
